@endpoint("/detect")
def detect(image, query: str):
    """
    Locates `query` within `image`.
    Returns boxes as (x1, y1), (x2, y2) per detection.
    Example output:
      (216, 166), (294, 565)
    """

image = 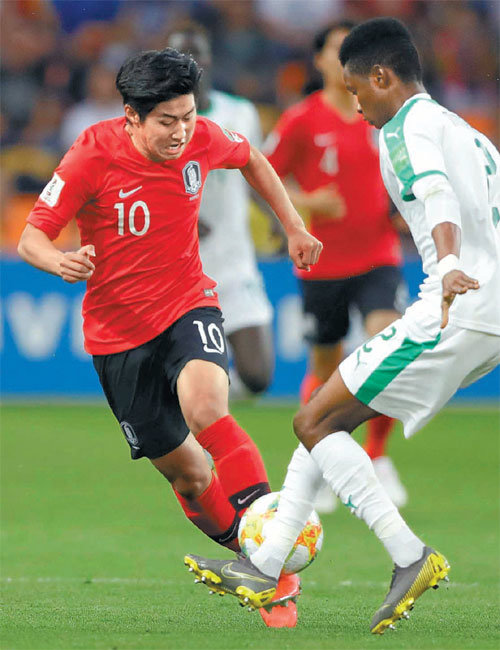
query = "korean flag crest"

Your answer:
(182, 160), (202, 195)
